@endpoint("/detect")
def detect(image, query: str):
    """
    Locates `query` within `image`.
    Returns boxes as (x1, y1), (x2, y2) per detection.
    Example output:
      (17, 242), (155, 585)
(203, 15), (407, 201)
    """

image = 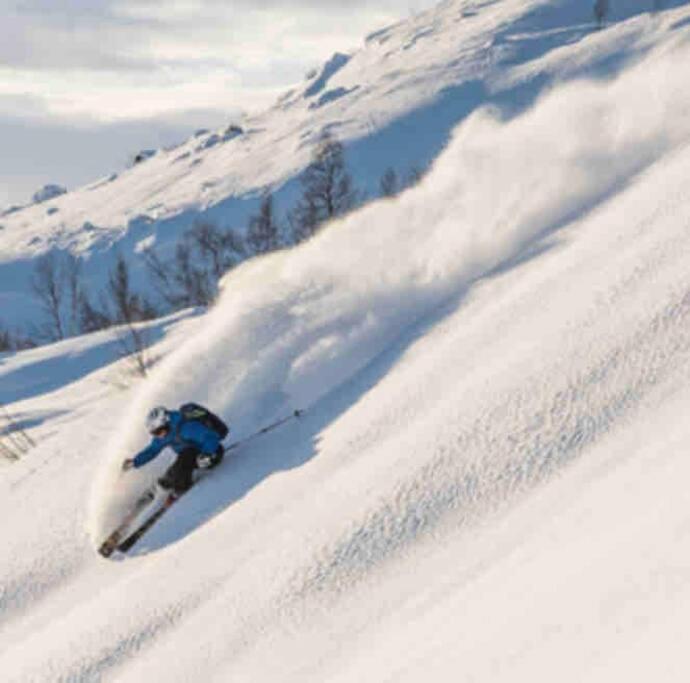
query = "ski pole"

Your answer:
(224, 409), (304, 452)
